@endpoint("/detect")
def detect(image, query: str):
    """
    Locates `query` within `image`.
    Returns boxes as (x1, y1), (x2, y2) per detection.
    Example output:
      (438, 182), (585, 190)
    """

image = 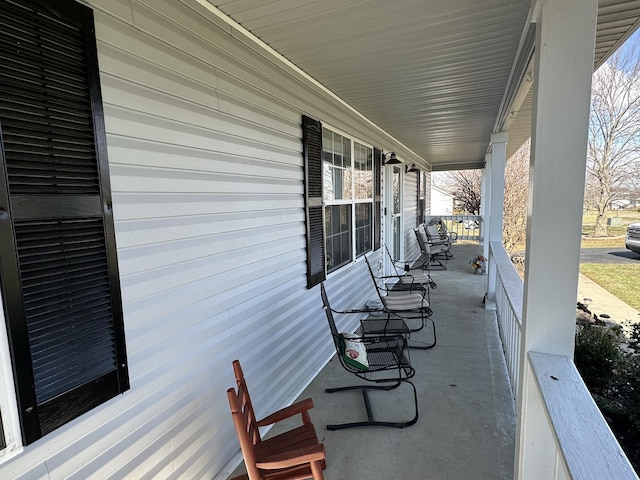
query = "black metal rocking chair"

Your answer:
(384, 244), (437, 292)
(363, 256), (437, 350)
(320, 284), (418, 430)
(414, 225), (448, 270)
